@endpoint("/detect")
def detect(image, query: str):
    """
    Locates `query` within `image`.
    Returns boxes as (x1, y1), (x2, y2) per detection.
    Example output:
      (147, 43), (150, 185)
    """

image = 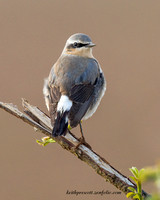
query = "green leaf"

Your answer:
(133, 194), (140, 199)
(139, 168), (145, 178)
(130, 167), (139, 179)
(130, 176), (138, 183)
(126, 192), (134, 198)
(128, 187), (136, 192)
(36, 136), (56, 146)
